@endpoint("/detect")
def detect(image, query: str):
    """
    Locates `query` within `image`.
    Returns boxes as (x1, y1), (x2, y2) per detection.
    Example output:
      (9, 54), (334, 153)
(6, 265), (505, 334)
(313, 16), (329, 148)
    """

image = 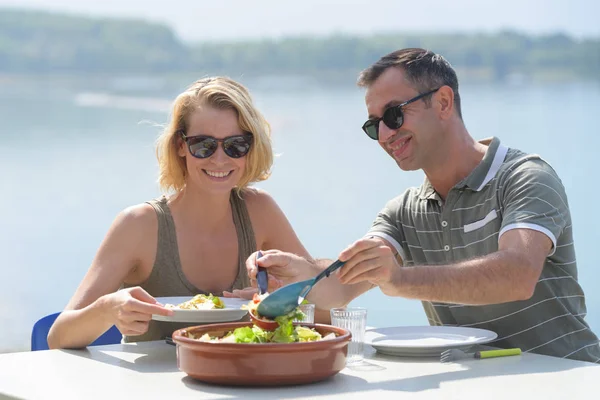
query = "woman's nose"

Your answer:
(210, 144), (229, 163)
